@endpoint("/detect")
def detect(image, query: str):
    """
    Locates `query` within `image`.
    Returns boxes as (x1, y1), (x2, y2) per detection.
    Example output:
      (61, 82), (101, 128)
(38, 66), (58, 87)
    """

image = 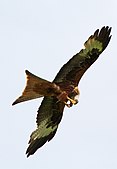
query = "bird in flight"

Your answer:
(12, 26), (112, 157)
